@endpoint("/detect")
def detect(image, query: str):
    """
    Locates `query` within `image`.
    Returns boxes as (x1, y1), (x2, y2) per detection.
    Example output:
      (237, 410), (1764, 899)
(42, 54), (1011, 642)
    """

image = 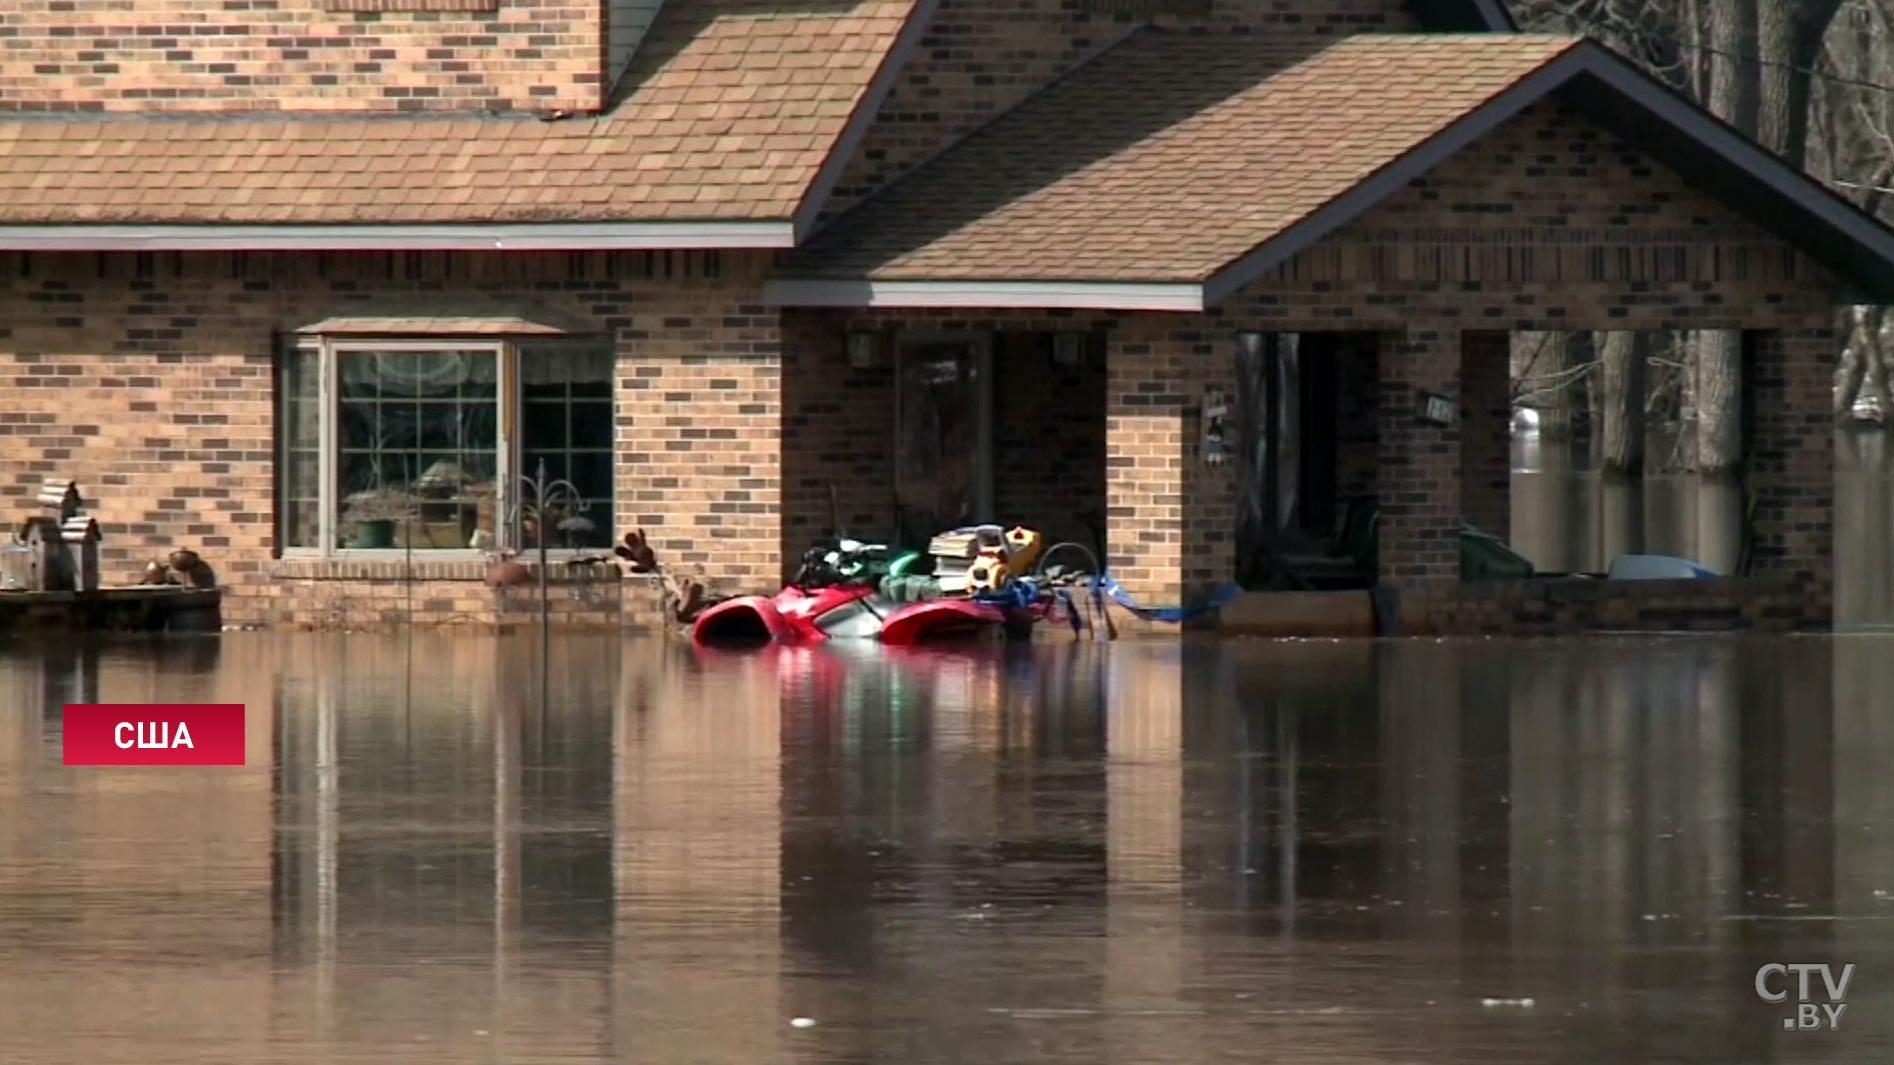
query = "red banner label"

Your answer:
(62, 704), (246, 766)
